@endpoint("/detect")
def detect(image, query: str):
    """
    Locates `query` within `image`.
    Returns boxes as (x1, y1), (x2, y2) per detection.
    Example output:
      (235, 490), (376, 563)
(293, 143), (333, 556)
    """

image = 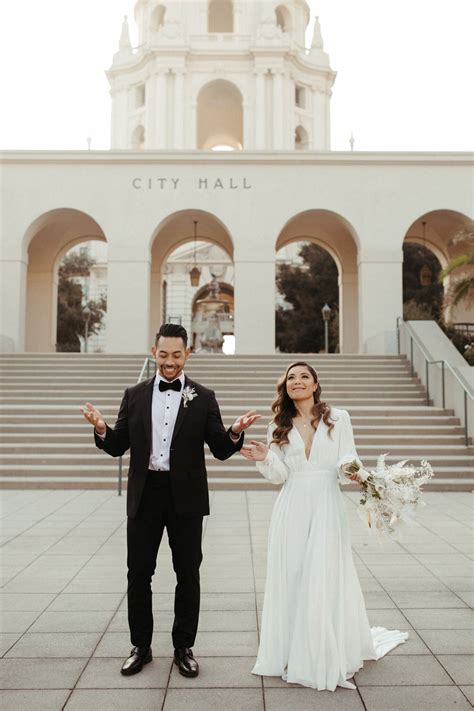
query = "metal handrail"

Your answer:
(117, 356), (157, 496)
(397, 318), (473, 446)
